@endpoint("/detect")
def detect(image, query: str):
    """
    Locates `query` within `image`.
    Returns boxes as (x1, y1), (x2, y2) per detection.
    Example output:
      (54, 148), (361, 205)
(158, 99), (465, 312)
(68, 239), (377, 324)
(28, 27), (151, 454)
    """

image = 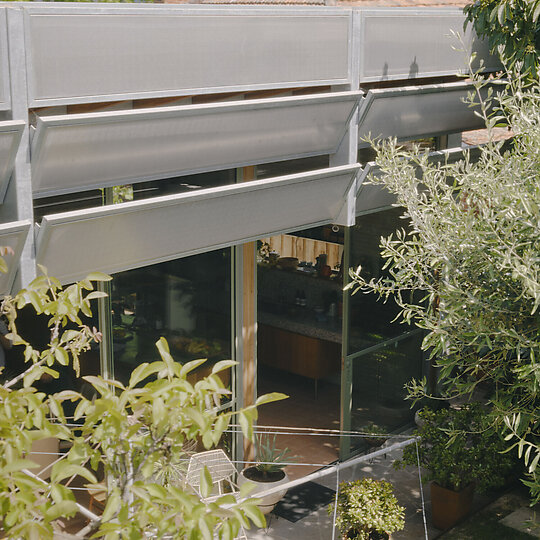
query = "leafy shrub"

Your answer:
(329, 477), (405, 540)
